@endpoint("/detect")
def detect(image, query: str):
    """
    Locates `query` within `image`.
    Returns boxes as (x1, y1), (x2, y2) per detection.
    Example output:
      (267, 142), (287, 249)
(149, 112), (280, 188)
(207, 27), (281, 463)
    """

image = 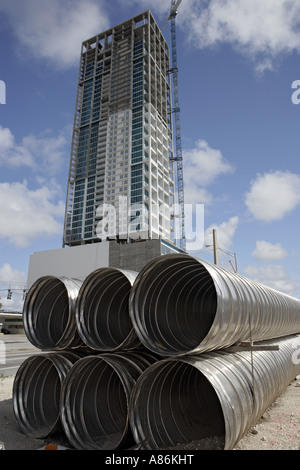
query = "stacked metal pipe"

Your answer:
(14, 275), (86, 443)
(75, 267), (140, 351)
(22, 275), (84, 350)
(129, 335), (300, 450)
(13, 351), (83, 439)
(129, 254), (300, 356)
(14, 268), (153, 450)
(60, 351), (158, 450)
(127, 254), (300, 450)
(14, 254), (300, 450)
